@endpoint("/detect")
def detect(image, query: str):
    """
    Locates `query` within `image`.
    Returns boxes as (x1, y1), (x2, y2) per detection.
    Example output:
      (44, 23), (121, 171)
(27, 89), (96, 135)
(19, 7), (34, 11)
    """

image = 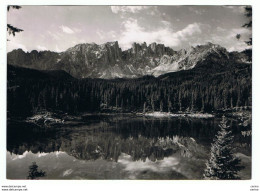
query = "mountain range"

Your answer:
(7, 41), (251, 79)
